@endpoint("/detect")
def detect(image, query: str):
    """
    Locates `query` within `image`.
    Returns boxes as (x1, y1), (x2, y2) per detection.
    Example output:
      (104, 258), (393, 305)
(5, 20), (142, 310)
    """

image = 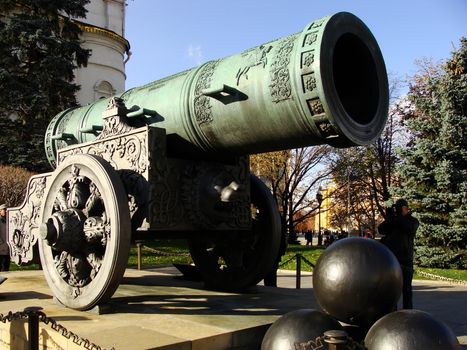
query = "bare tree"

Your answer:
(327, 78), (405, 231)
(251, 145), (332, 243)
(328, 127), (397, 231)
